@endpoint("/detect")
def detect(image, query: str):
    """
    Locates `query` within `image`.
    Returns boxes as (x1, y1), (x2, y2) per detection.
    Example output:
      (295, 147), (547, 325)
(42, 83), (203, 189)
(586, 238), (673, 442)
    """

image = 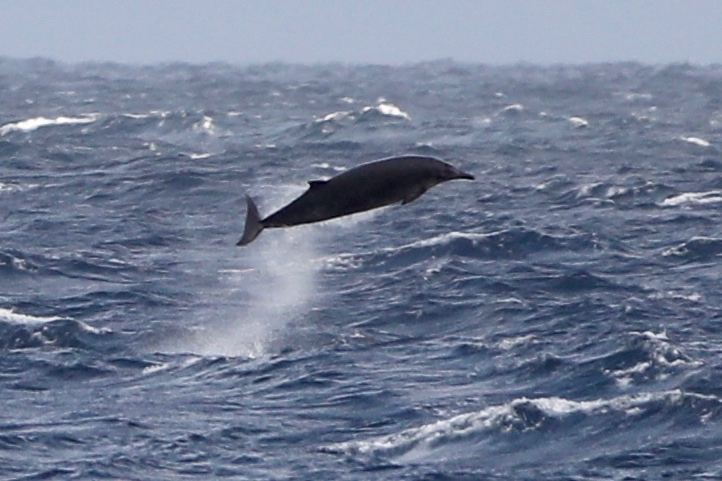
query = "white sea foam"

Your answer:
(0, 182), (21, 194)
(681, 136), (711, 147)
(186, 152), (213, 160)
(498, 334), (536, 350)
(568, 116), (589, 128)
(315, 111), (351, 123)
(141, 356), (201, 376)
(0, 252), (34, 272)
(624, 92), (653, 101)
(314, 101), (410, 127)
(393, 231), (490, 251)
(361, 102), (411, 120)
(603, 331), (700, 387)
(122, 113), (150, 119)
(0, 307), (61, 325)
(660, 191), (722, 207)
(193, 115), (216, 135)
(0, 114), (98, 135)
(499, 103), (524, 114)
